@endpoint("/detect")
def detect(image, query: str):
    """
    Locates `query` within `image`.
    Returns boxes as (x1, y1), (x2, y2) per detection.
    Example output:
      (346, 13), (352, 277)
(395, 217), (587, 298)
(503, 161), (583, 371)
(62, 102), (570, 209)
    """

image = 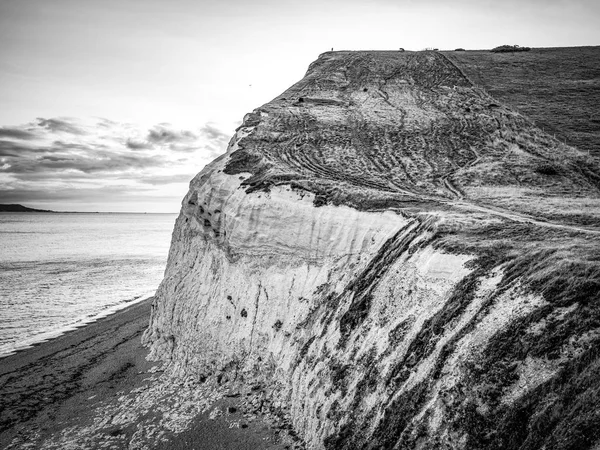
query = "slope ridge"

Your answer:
(224, 51), (600, 227)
